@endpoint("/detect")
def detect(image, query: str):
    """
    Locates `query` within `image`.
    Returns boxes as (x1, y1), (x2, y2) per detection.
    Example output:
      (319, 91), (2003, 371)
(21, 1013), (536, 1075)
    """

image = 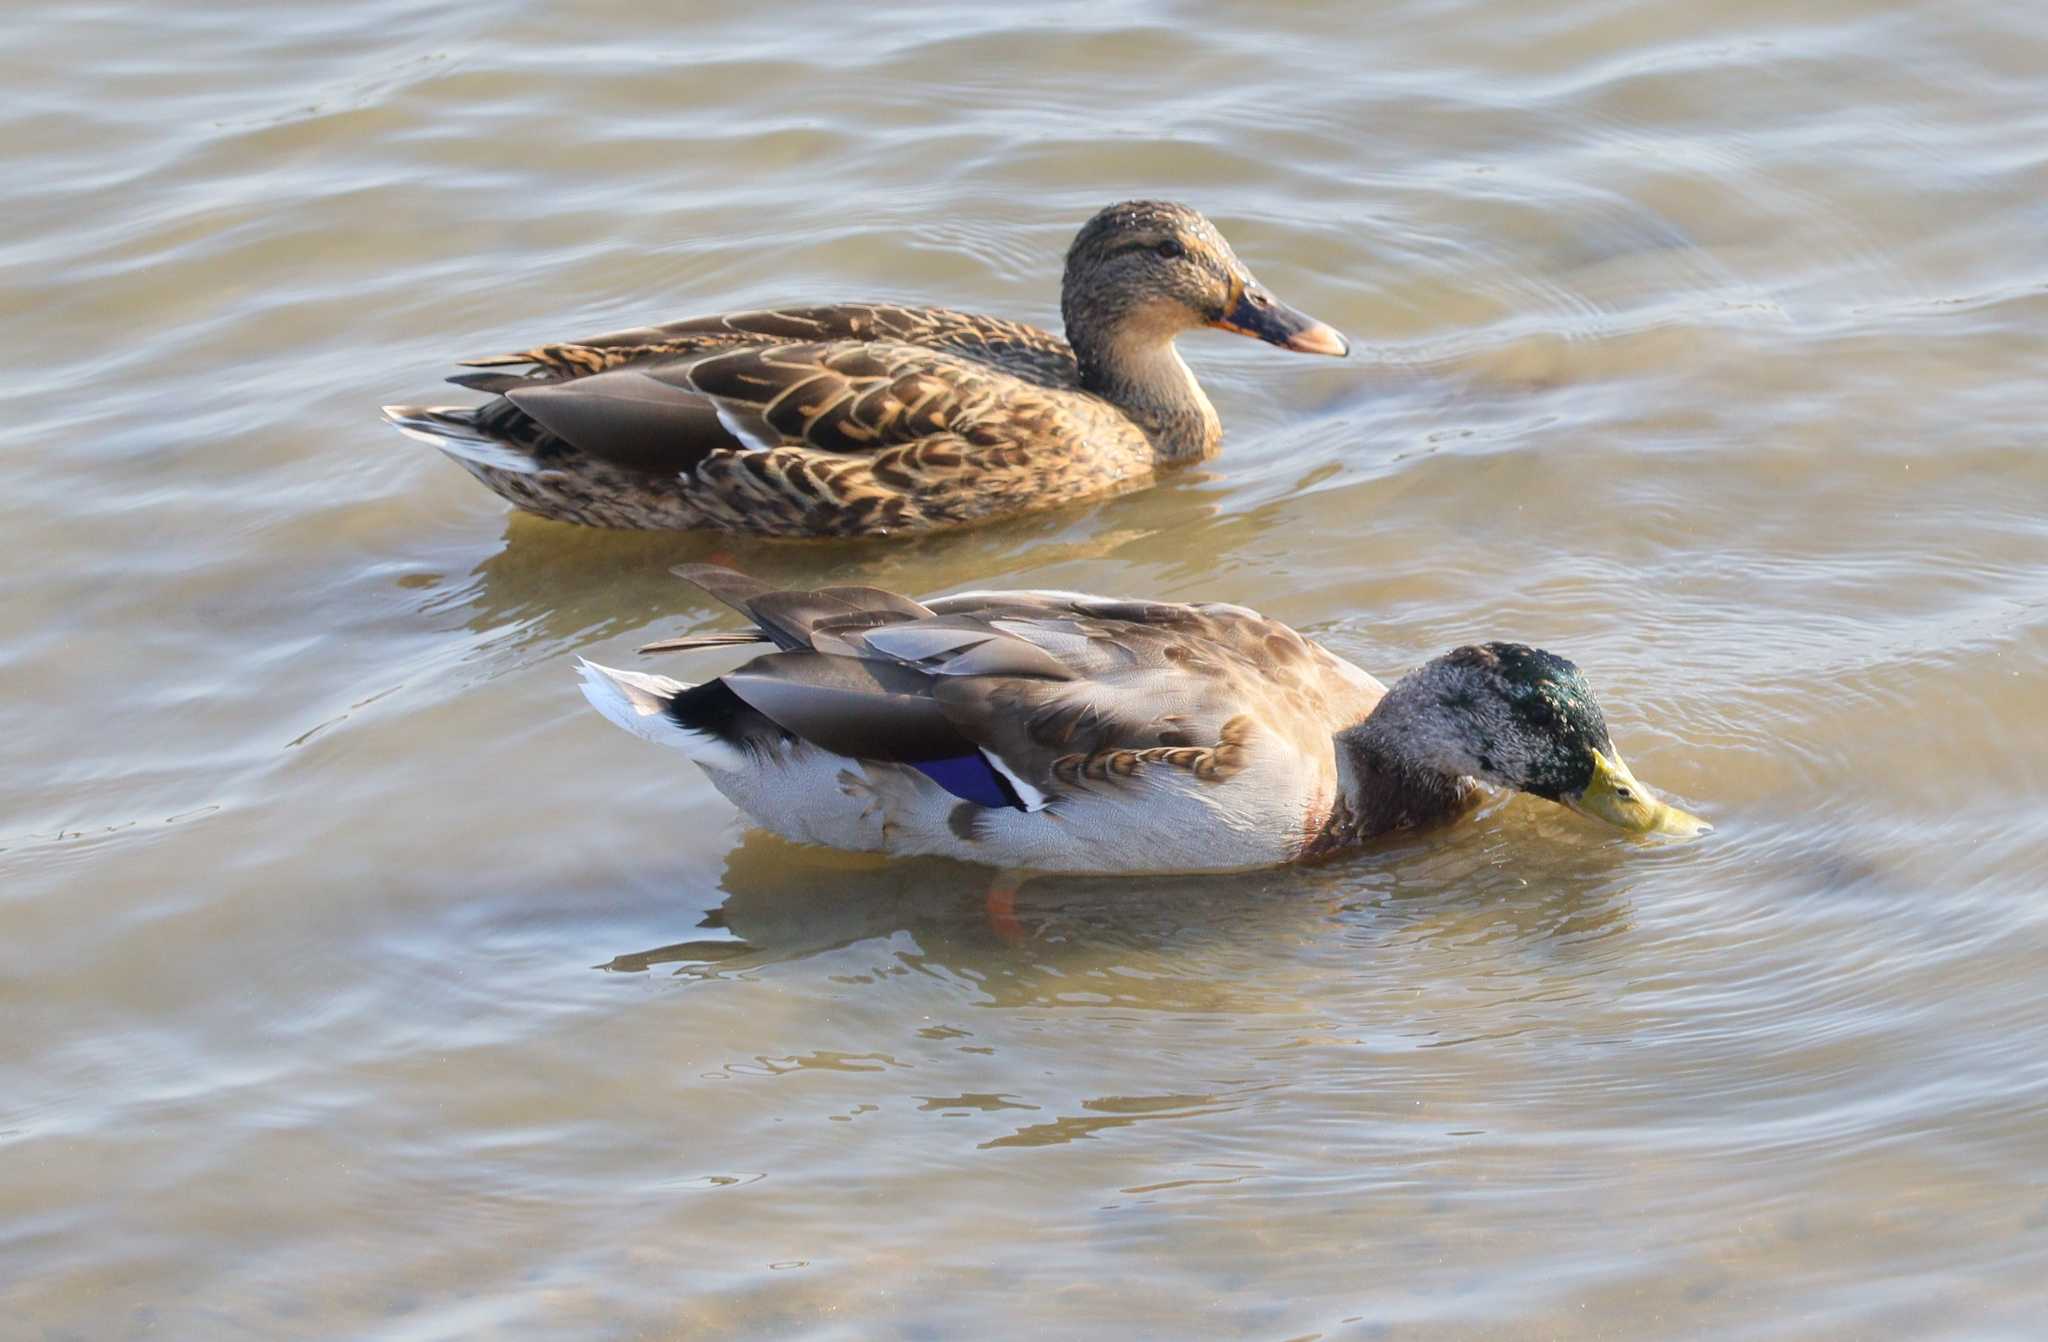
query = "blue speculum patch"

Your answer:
(912, 754), (1026, 810)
